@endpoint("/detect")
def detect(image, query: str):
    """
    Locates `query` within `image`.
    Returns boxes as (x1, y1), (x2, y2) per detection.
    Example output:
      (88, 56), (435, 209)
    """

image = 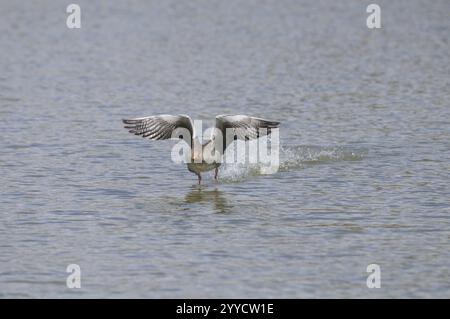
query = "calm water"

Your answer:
(1, 0), (449, 298)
